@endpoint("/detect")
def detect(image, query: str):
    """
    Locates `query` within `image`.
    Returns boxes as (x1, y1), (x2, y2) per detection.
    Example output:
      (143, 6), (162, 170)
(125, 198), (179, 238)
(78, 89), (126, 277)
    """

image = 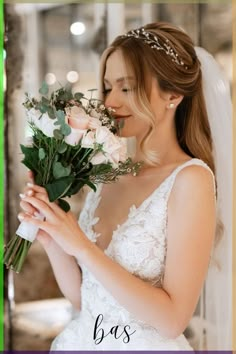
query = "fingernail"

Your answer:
(19, 193), (26, 199)
(27, 182), (34, 187)
(26, 190), (33, 196)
